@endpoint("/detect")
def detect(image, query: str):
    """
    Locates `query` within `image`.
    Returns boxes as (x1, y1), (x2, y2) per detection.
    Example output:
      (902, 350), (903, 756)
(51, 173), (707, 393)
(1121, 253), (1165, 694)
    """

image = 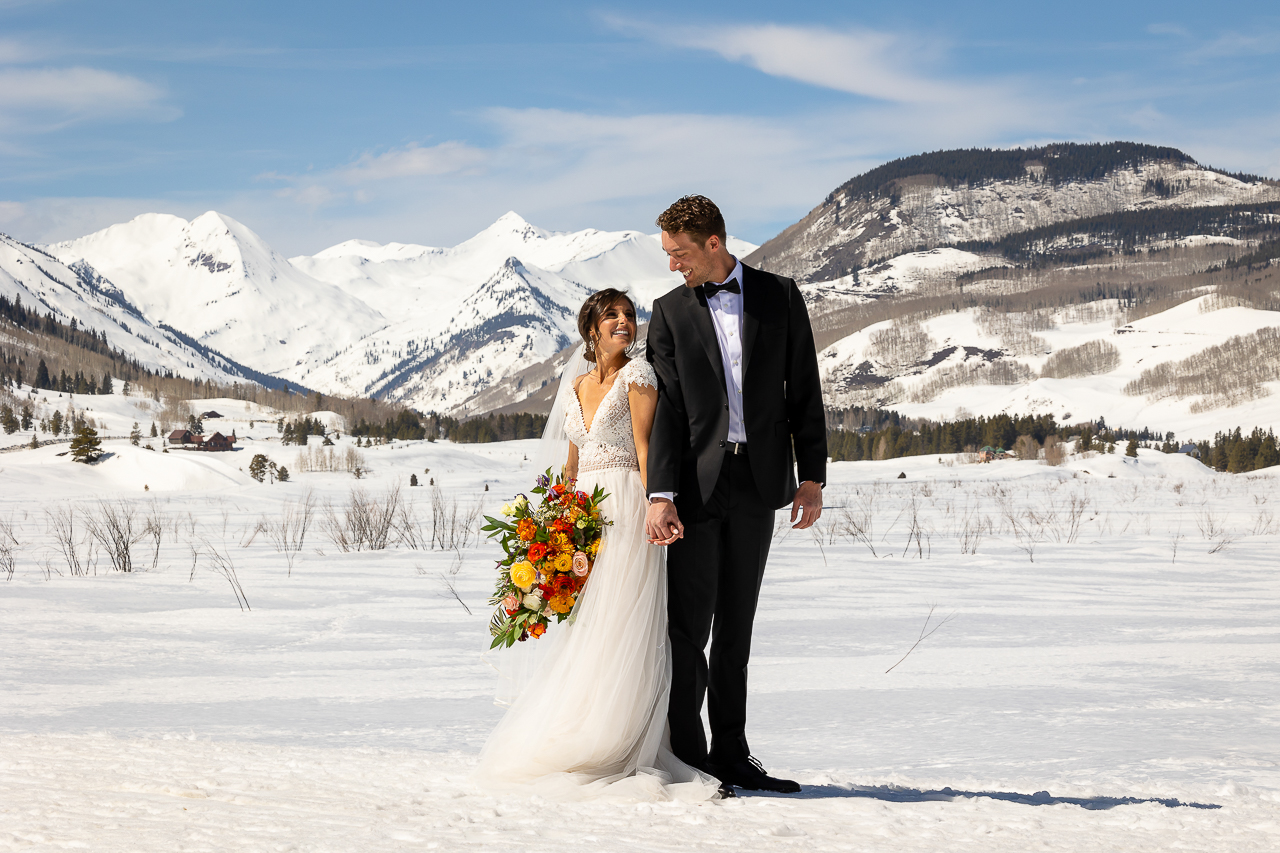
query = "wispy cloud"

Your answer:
(338, 141), (488, 182)
(609, 17), (1005, 106)
(0, 66), (174, 131)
